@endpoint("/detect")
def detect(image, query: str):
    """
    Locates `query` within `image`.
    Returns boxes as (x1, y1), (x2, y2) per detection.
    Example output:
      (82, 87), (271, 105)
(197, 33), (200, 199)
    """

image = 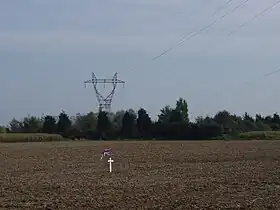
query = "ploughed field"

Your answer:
(1, 140), (280, 209)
